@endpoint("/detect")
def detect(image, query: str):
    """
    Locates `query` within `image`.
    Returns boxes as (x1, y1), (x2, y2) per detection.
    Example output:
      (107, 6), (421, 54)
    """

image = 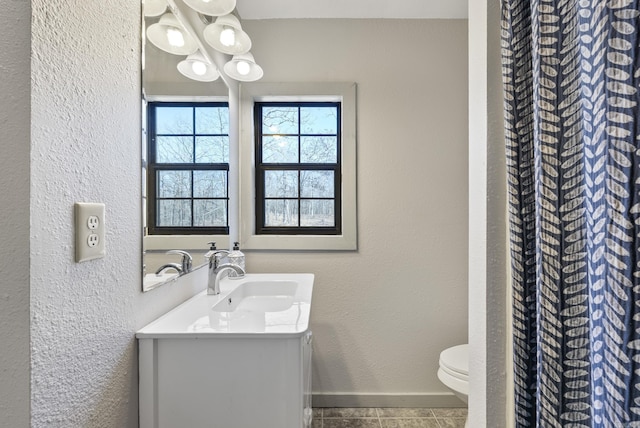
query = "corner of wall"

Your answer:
(0, 1), (31, 427)
(468, 0), (509, 426)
